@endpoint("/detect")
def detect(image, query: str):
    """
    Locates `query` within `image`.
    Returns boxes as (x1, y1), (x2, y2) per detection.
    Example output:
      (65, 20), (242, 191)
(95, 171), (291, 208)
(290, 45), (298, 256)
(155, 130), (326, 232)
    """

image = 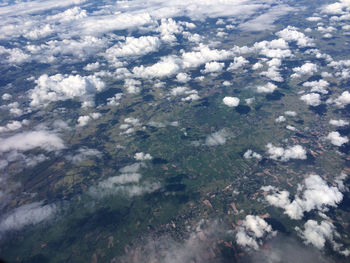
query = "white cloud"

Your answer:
(77, 112), (101, 127)
(66, 147), (102, 163)
(275, 116), (286, 123)
(88, 162), (160, 199)
(303, 80), (329, 94)
(201, 61), (225, 73)
(263, 174), (344, 220)
(170, 86), (199, 101)
(243, 149), (262, 160)
(205, 129), (230, 146)
(284, 111), (297, 116)
(223, 96), (240, 107)
(0, 202), (57, 234)
(266, 143), (307, 162)
(276, 26), (314, 47)
(329, 119), (349, 127)
(29, 74), (105, 108)
(321, 0), (350, 15)
(0, 46), (30, 64)
(300, 93), (321, 106)
(181, 44), (233, 68)
(0, 131), (64, 153)
(134, 152), (153, 161)
(286, 125), (297, 131)
(256, 82), (277, 93)
(133, 56), (181, 79)
(333, 91), (350, 108)
(0, 119), (29, 133)
(296, 220), (334, 249)
(158, 18), (182, 43)
(291, 63), (318, 78)
(107, 93), (123, 106)
(1, 93), (12, 100)
(227, 56), (249, 70)
(104, 36), (161, 61)
(326, 131), (349, 146)
(176, 72), (191, 83)
(236, 215), (275, 250)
